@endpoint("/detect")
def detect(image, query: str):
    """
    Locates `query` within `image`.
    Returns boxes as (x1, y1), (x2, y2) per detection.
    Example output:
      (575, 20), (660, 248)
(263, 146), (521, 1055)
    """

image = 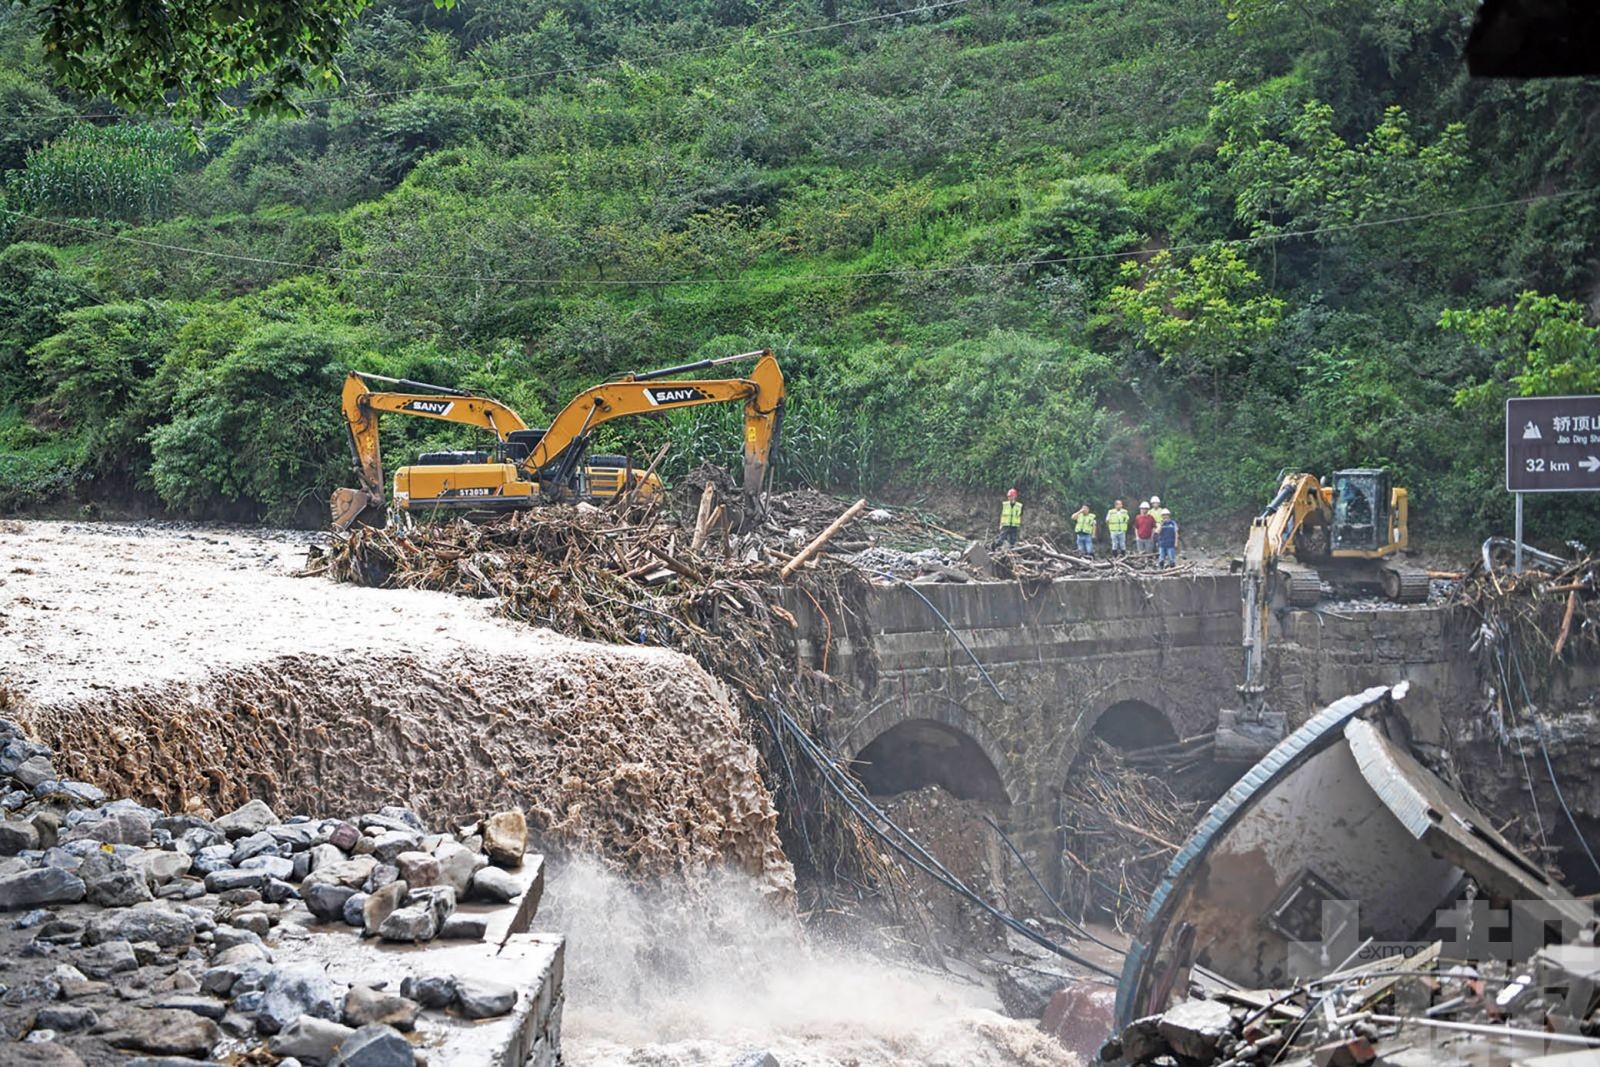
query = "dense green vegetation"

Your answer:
(2, 0), (1599, 538)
